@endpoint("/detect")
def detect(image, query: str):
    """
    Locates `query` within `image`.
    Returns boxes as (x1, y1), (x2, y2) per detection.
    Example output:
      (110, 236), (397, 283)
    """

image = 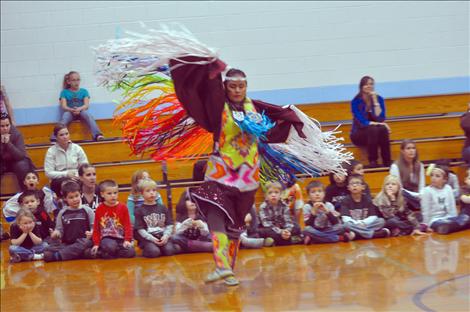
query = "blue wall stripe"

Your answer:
(13, 76), (470, 126)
